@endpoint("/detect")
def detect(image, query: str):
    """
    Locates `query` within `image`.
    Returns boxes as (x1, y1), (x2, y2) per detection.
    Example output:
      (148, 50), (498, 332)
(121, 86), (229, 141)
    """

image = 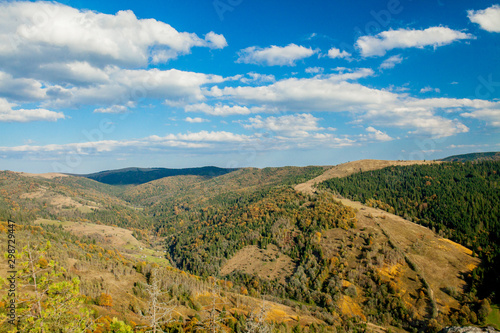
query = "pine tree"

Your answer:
(4, 240), (95, 332)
